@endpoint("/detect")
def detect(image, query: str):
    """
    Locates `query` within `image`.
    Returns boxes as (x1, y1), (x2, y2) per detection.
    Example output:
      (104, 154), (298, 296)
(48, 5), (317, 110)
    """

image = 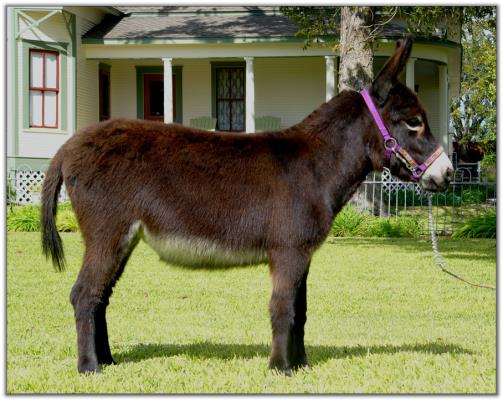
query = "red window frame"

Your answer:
(29, 49), (59, 128)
